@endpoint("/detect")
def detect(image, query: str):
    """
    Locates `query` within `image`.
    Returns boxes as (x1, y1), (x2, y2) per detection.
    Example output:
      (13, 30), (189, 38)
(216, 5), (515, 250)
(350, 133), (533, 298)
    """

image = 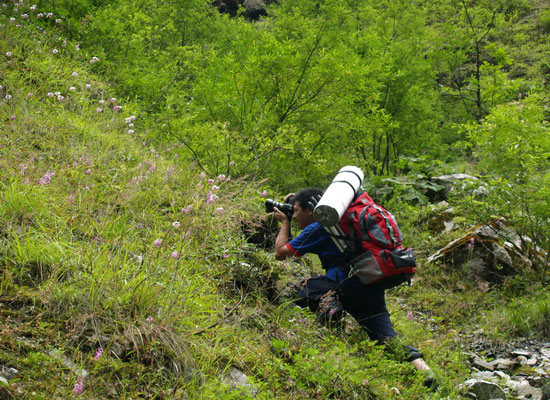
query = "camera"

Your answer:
(265, 197), (294, 219)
